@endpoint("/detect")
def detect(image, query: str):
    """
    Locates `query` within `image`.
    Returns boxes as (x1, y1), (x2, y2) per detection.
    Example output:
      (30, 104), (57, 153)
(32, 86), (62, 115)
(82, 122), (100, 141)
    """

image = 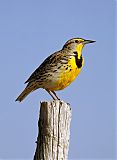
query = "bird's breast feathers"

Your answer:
(44, 56), (84, 91)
